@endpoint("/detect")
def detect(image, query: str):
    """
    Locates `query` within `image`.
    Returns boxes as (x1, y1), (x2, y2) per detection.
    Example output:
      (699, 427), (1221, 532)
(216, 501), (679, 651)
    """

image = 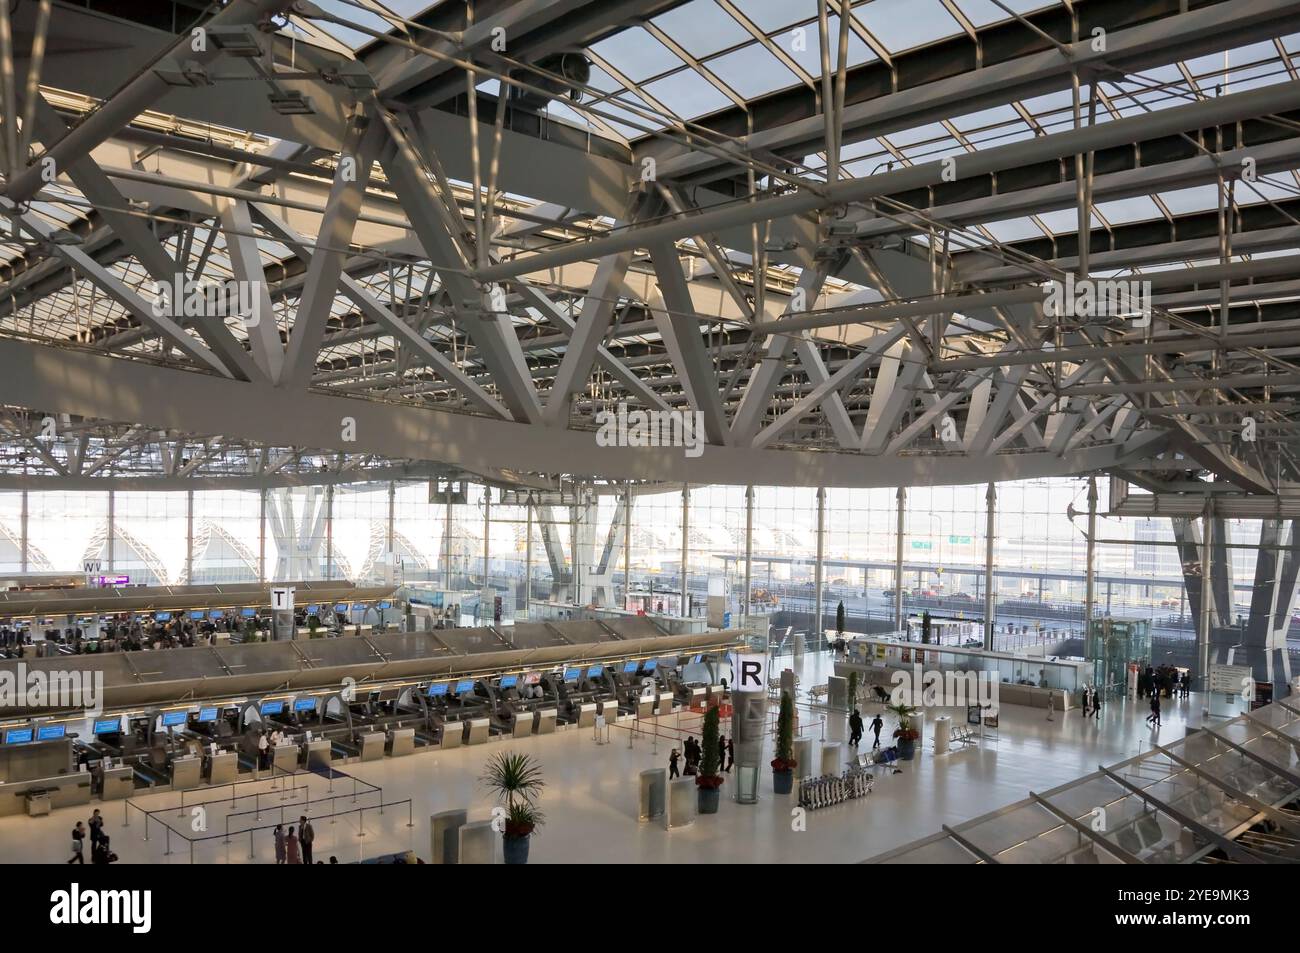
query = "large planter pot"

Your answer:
(772, 769), (794, 795)
(897, 738), (916, 761)
(698, 785), (721, 814)
(502, 834), (531, 864)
